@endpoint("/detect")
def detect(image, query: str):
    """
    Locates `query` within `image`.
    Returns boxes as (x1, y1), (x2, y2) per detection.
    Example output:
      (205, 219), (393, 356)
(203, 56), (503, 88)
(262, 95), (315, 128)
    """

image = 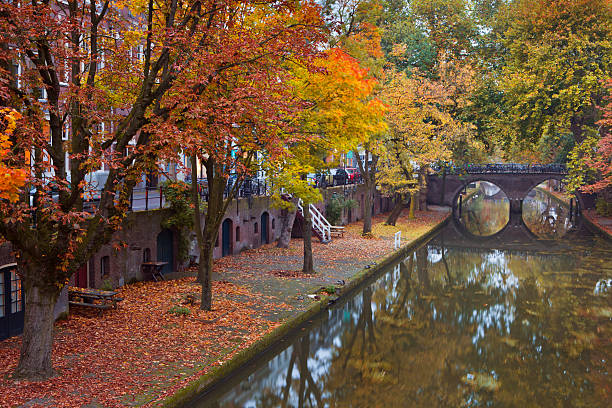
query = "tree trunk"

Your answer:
(302, 205), (314, 274)
(14, 281), (60, 380)
(418, 168), (427, 211)
(277, 199), (298, 248)
(199, 241), (214, 310)
(409, 192), (416, 219)
(362, 185), (373, 234)
(385, 194), (404, 226)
